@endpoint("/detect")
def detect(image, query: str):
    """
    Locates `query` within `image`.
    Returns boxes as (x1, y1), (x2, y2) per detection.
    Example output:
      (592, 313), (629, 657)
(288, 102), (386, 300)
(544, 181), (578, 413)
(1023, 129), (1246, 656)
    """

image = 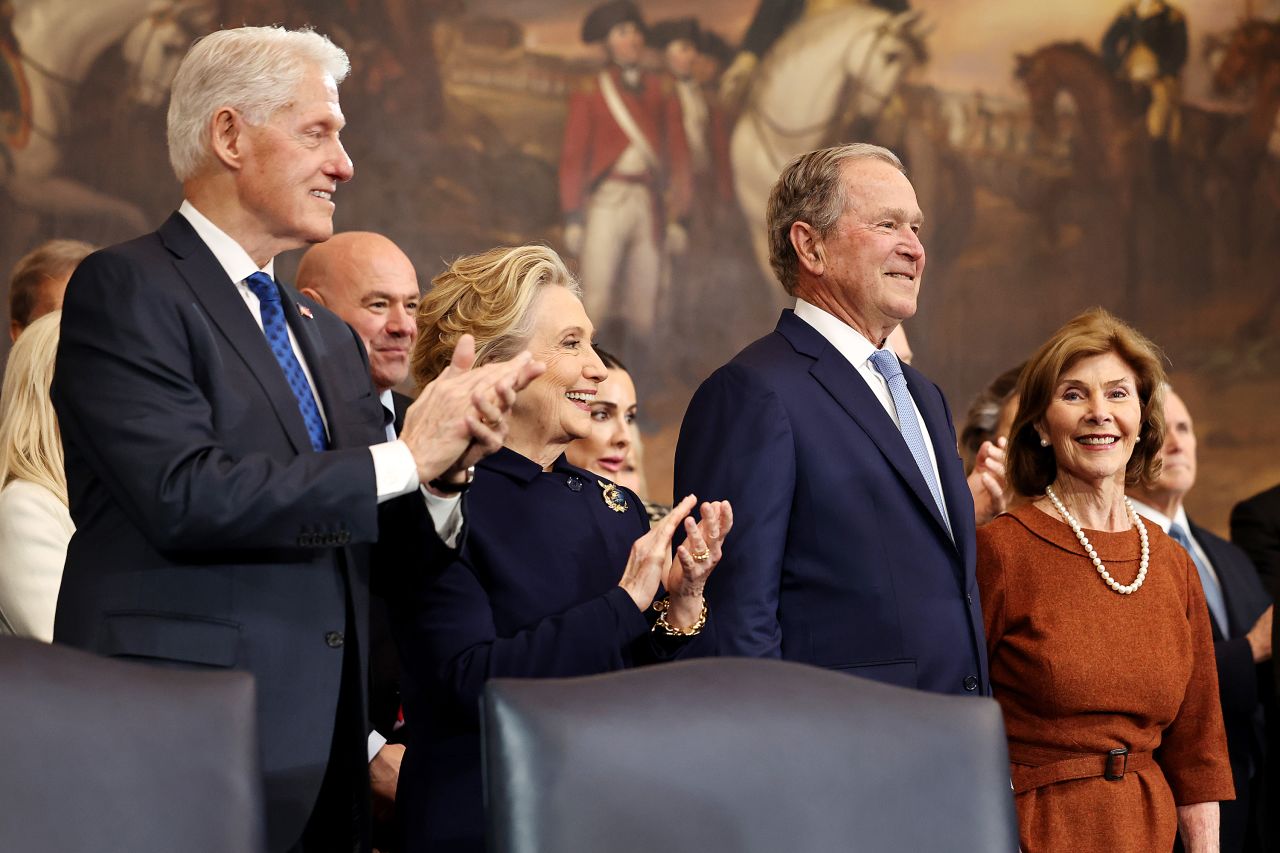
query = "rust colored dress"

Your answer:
(977, 504), (1233, 853)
